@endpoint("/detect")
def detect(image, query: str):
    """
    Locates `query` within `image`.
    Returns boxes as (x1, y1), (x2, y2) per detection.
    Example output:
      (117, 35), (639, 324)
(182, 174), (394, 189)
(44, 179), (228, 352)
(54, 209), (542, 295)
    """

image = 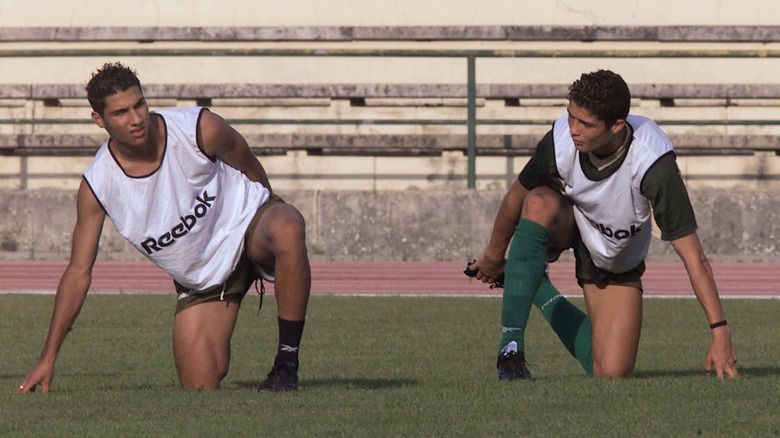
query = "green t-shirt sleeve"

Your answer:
(518, 130), (562, 191)
(640, 152), (698, 241)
